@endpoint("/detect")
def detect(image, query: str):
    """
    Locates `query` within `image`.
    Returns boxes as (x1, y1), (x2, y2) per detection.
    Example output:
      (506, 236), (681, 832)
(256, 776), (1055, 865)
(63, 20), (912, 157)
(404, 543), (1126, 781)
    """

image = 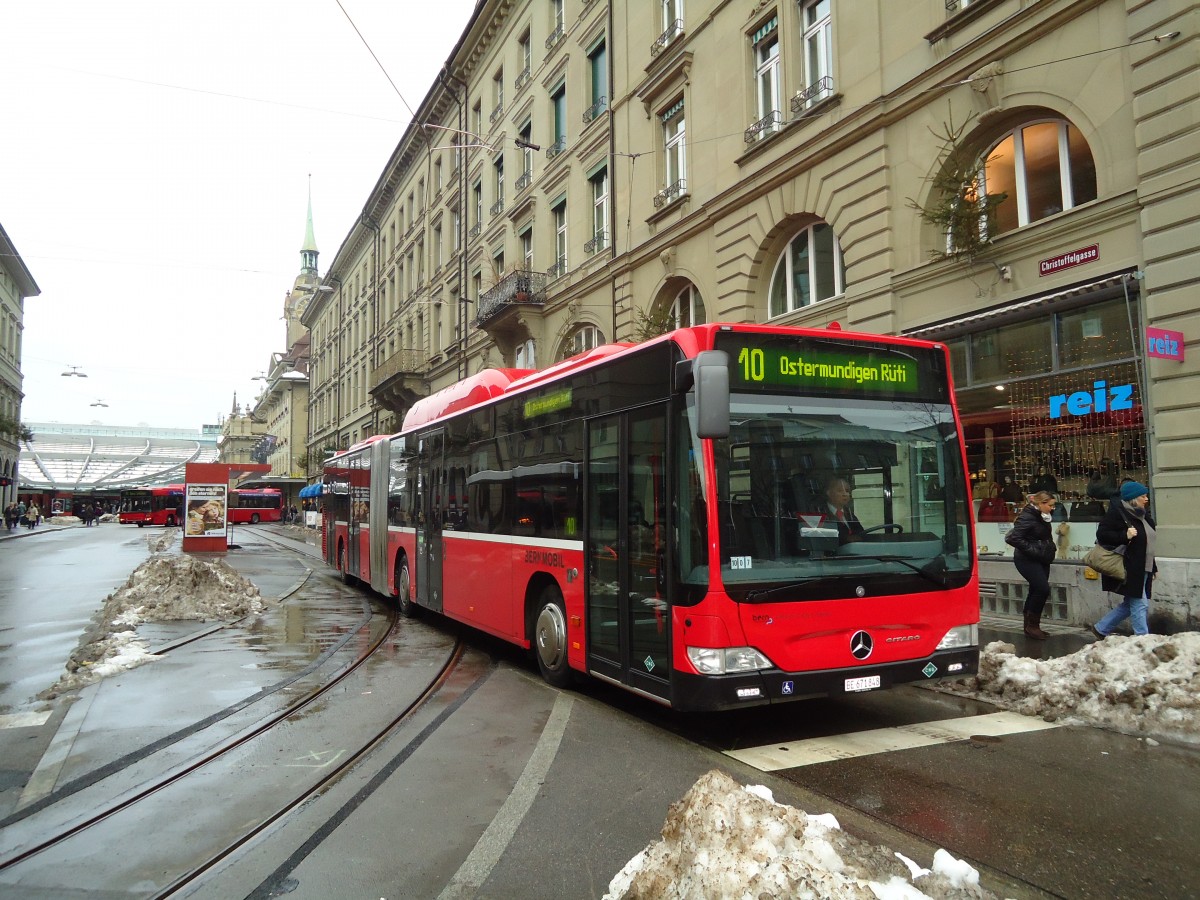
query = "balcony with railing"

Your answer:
(652, 19), (683, 56)
(515, 66), (531, 91)
(490, 196), (505, 217)
(369, 346), (429, 413)
(516, 169), (533, 192)
(583, 96), (607, 125)
(545, 25), (564, 52)
(546, 137), (568, 160)
(469, 221), (482, 239)
(546, 256), (568, 279)
(791, 76), (834, 113)
(475, 268), (548, 329)
(744, 109), (781, 143)
(654, 178), (688, 209)
(489, 104), (504, 126)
